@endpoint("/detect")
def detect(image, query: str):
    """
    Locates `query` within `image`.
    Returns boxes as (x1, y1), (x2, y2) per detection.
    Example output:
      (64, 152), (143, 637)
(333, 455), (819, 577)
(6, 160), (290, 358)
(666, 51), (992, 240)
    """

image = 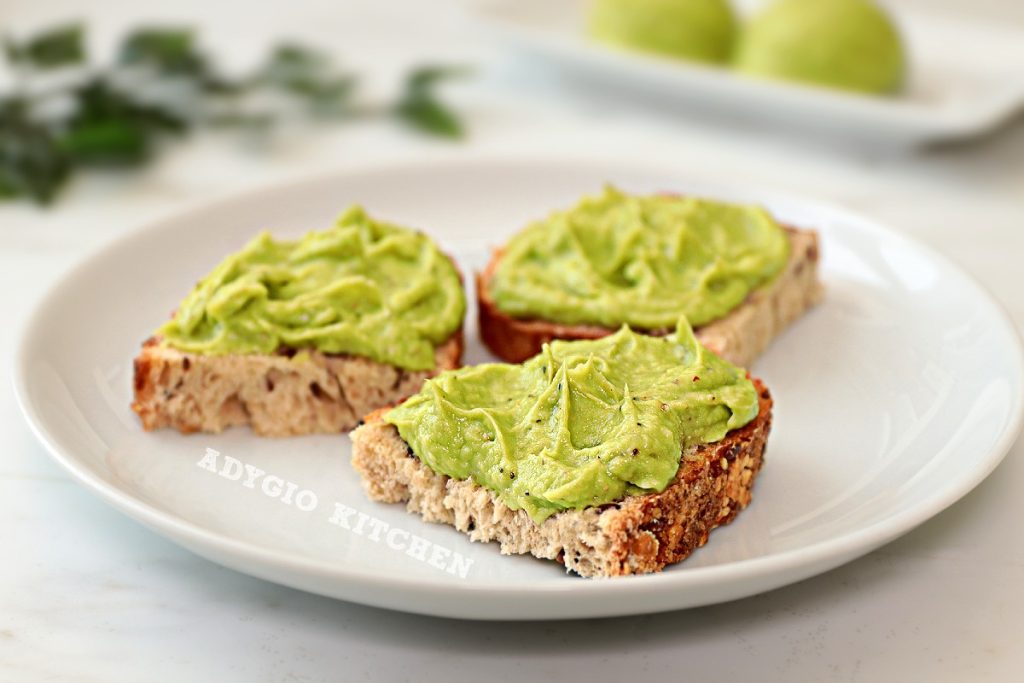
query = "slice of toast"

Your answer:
(478, 227), (822, 367)
(350, 379), (772, 577)
(132, 332), (463, 436)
